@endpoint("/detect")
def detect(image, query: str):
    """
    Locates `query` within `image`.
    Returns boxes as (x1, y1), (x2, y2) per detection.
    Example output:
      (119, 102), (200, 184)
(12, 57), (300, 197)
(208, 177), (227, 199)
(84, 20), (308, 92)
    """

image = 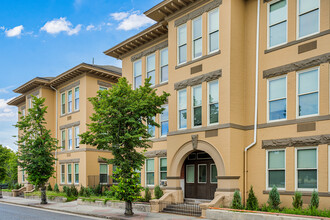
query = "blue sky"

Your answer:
(0, 0), (162, 151)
